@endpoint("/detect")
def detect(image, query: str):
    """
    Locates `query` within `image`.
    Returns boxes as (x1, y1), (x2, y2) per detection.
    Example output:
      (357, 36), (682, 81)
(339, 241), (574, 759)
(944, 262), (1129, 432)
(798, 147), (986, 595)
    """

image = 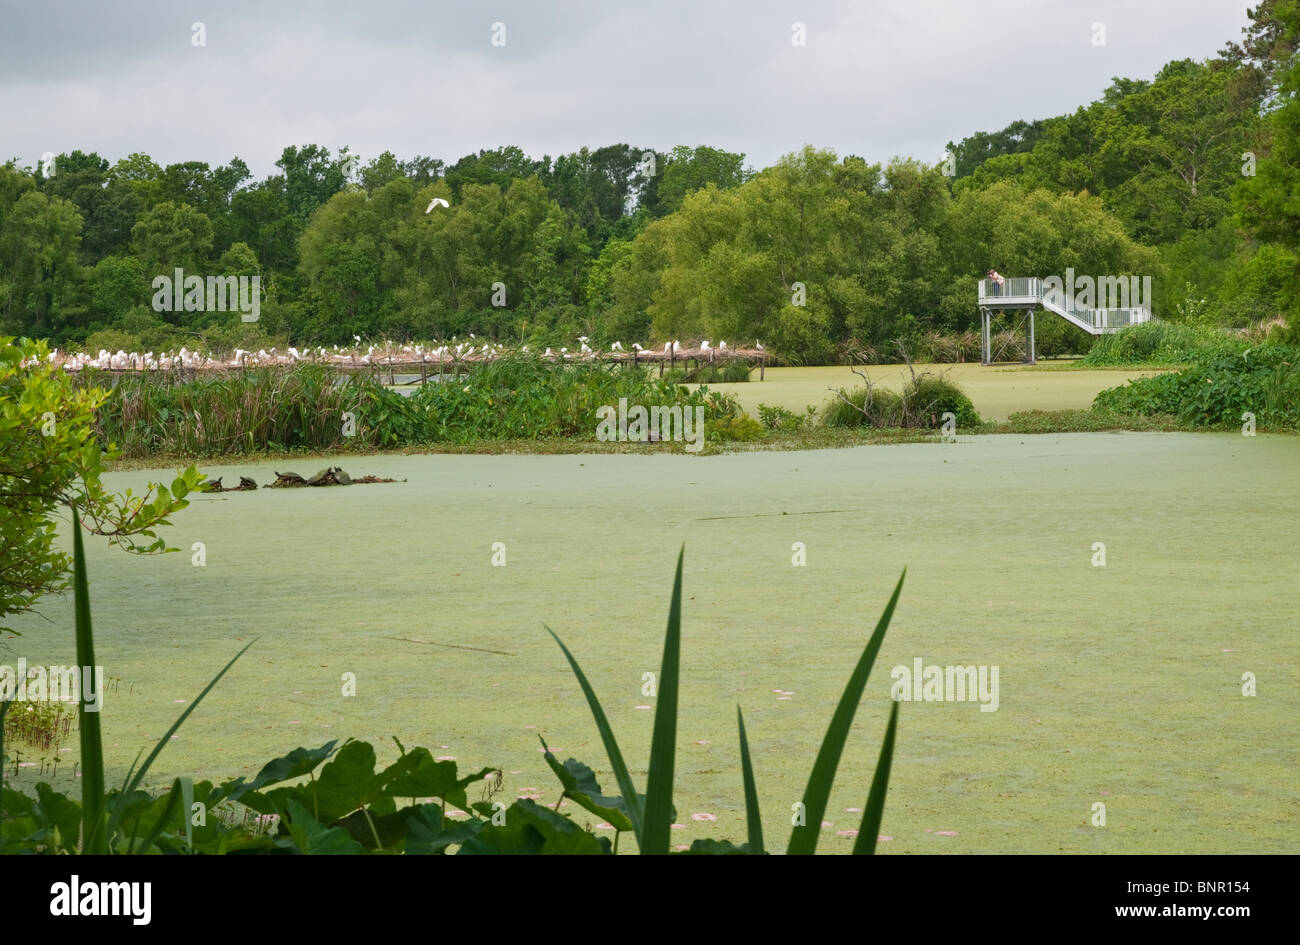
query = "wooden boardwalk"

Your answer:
(53, 344), (770, 381)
